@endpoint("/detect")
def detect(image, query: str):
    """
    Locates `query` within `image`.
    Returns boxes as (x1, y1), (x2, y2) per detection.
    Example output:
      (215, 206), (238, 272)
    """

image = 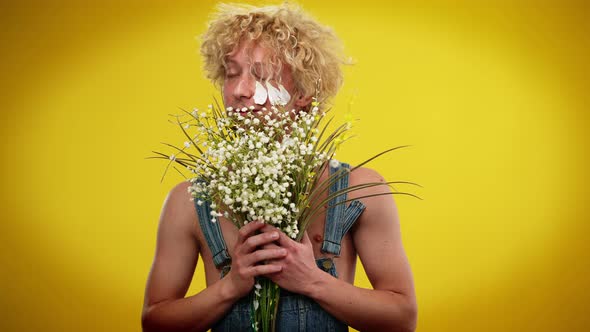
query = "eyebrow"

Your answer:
(225, 59), (265, 68)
